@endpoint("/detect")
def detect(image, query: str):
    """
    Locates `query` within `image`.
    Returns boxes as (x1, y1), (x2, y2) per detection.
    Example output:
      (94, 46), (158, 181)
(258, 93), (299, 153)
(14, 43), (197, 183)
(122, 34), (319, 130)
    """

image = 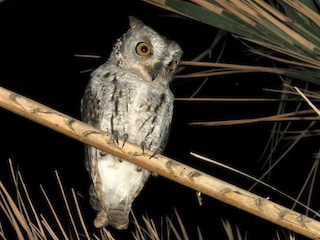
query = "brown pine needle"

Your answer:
(93, 234), (101, 240)
(131, 210), (145, 240)
(294, 86), (320, 116)
(240, 37), (320, 68)
(18, 172), (45, 238)
(190, 108), (319, 126)
(141, 216), (160, 240)
(71, 188), (90, 240)
(0, 181), (33, 239)
(40, 184), (69, 240)
(250, 121), (316, 191)
(191, 0), (223, 15)
(283, 0), (320, 27)
(191, 116), (320, 126)
(74, 53), (102, 59)
(41, 214), (59, 240)
(173, 208), (189, 240)
(175, 97), (316, 102)
(0, 221), (8, 240)
(180, 60), (285, 73)
(222, 219), (235, 240)
(55, 171), (80, 240)
(102, 228), (115, 240)
(190, 152), (320, 217)
(165, 216), (181, 240)
(197, 226), (203, 240)
(292, 159), (318, 212)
